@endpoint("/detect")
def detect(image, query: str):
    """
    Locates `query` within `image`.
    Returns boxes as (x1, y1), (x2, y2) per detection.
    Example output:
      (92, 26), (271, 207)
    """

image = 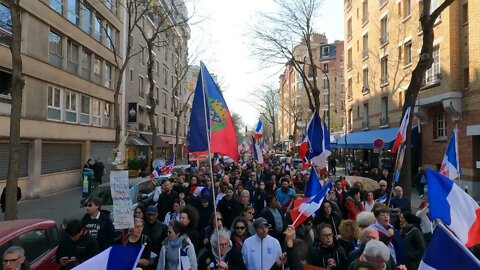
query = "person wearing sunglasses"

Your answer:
(230, 217), (250, 250)
(2, 246), (29, 270)
(81, 197), (115, 251)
